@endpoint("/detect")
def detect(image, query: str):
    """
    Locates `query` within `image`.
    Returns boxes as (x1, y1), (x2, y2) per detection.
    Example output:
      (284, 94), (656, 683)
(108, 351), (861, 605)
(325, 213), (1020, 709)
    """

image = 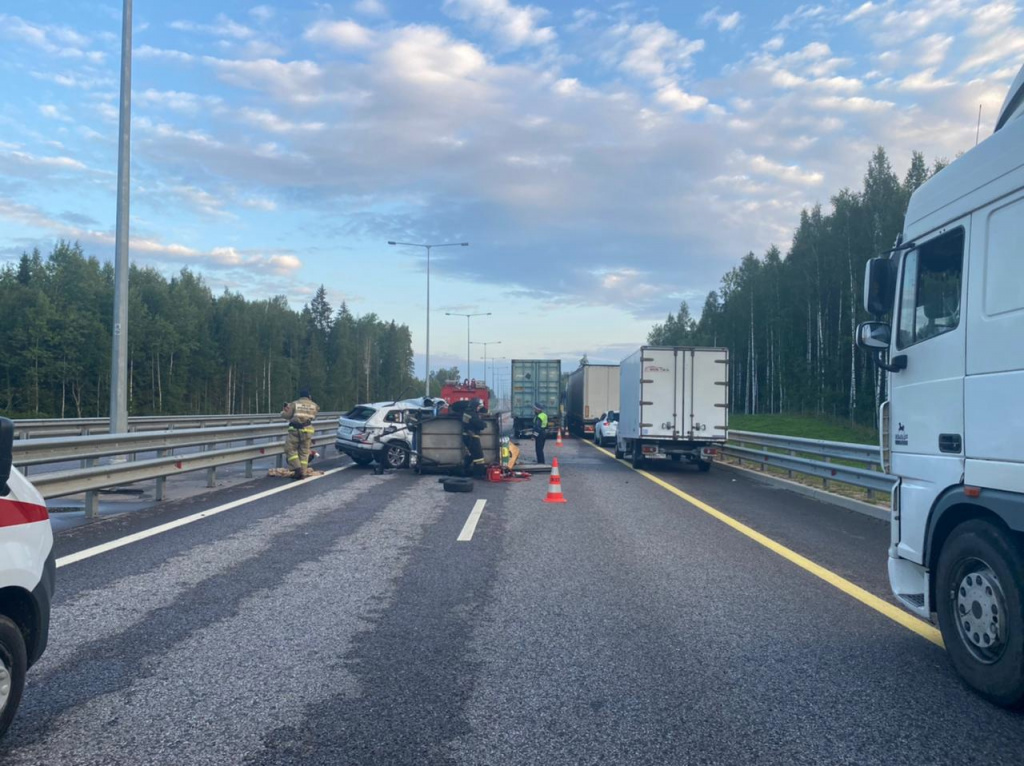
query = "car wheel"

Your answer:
(350, 453), (374, 466)
(936, 519), (1024, 707)
(378, 443), (410, 469)
(697, 460), (711, 472)
(0, 615), (27, 741)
